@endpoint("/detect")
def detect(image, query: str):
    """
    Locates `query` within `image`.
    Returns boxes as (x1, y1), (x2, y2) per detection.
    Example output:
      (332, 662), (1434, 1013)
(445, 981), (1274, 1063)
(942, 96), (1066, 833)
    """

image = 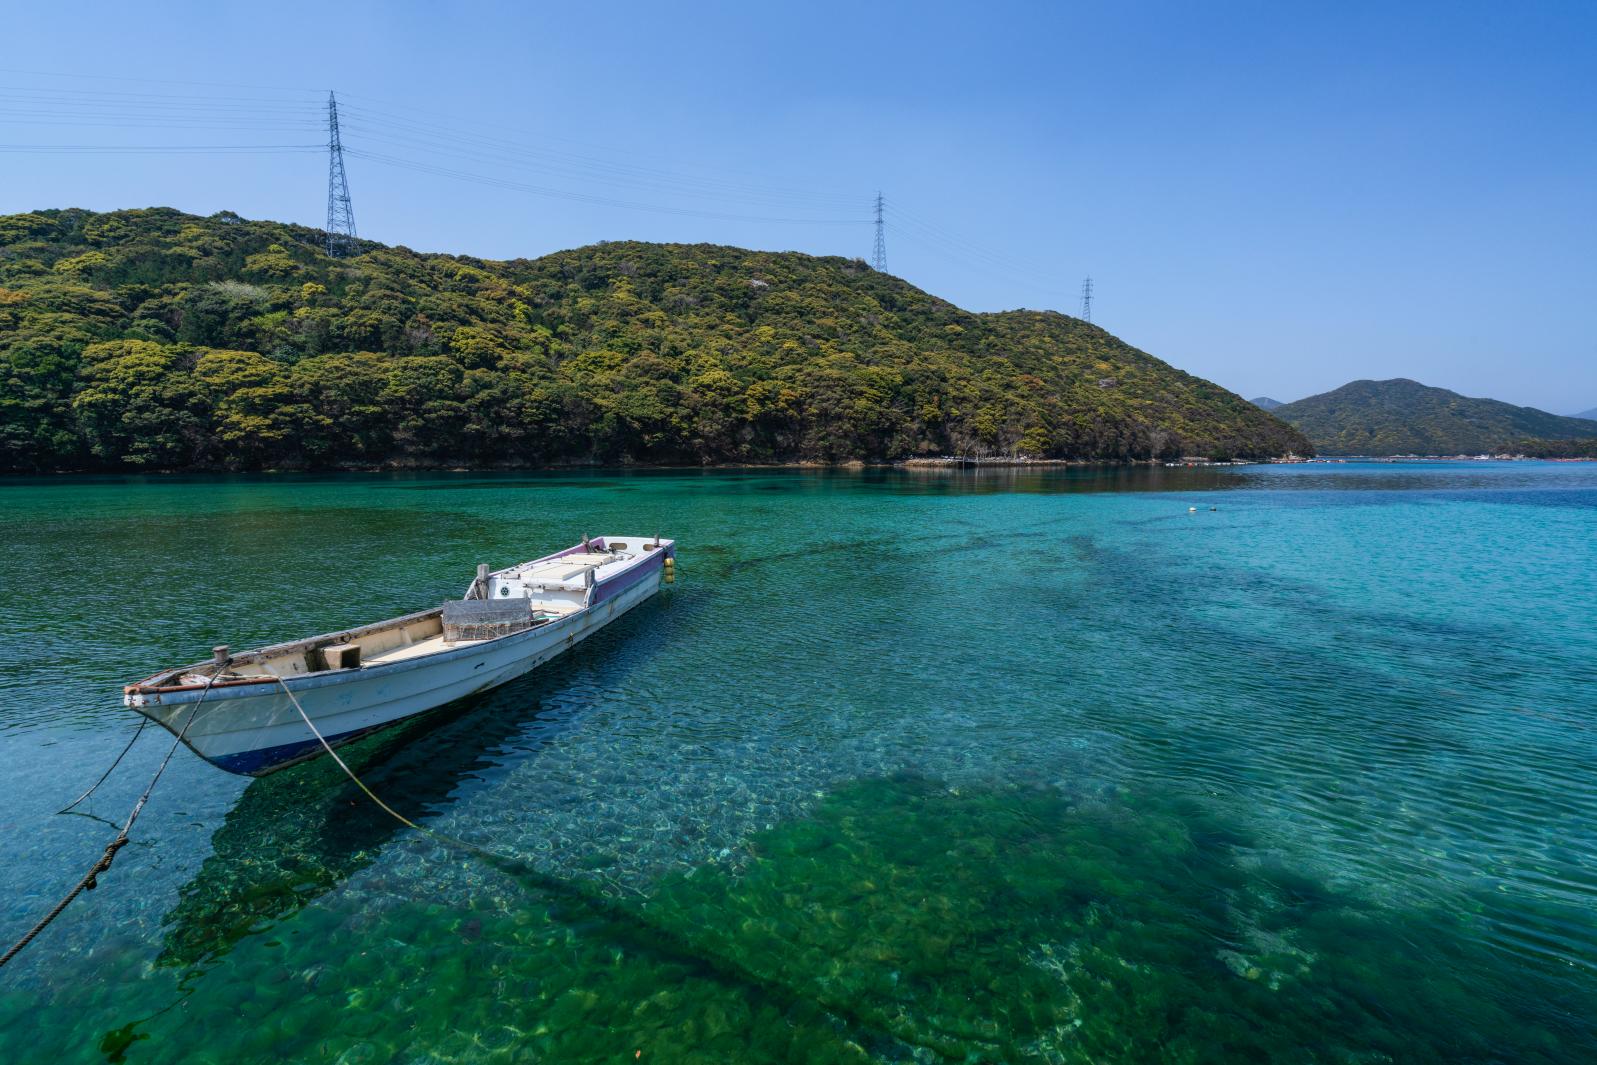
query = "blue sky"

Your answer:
(4, 1), (1594, 411)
